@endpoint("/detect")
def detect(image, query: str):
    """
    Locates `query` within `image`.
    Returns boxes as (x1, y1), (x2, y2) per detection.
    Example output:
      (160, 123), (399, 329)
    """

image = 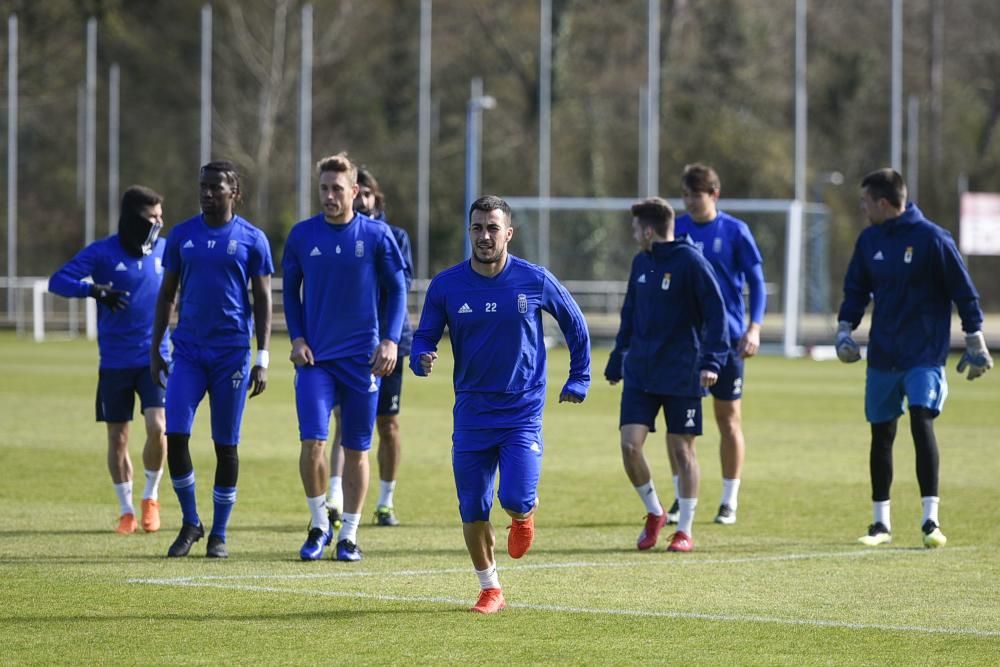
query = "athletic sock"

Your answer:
(672, 475), (680, 500)
(339, 512), (361, 544)
(633, 481), (664, 515)
(327, 476), (343, 510)
(678, 497), (698, 536)
(142, 468), (163, 501)
(720, 478), (741, 509)
(210, 485), (237, 540)
(171, 471), (199, 526)
(873, 500), (891, 532)
(475, 564), (501, 591)
(377, 480), (396, 508)
(307, 494), (330, 532)
(113, 481), (134, 516)
(921, 496), (940, 526)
